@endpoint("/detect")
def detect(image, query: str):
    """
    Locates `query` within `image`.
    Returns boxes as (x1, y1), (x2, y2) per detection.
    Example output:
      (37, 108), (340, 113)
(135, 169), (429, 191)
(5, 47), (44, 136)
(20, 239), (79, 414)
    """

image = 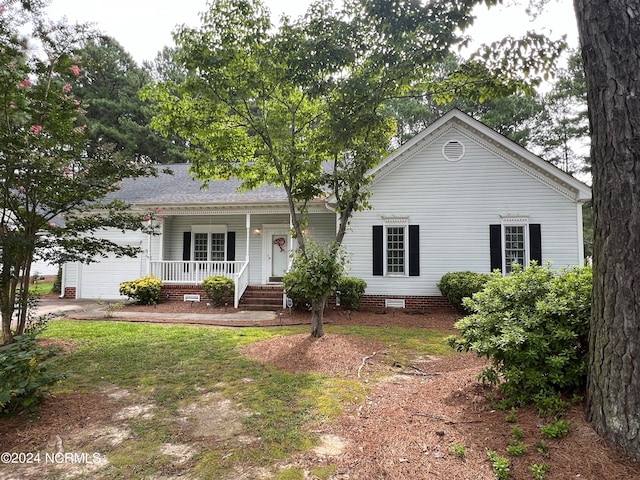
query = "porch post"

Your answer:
(289, 213), (294, 255)
(245, 213), (251, 262)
